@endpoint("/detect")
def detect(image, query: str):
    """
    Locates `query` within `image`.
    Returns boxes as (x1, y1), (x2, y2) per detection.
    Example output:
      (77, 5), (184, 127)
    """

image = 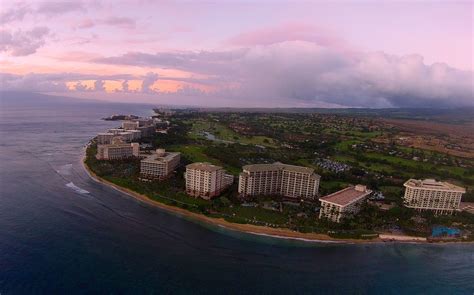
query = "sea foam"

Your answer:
(66, 182), (90, 194)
